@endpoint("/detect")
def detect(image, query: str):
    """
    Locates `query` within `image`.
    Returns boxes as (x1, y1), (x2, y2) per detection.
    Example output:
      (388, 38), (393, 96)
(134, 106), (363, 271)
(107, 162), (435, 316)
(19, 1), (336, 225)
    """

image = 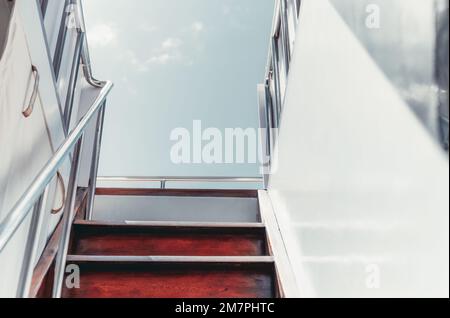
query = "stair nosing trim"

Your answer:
(95, 188), (258, 198)
(73, 220), (266, 229)
(66, 255), (274, 264)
